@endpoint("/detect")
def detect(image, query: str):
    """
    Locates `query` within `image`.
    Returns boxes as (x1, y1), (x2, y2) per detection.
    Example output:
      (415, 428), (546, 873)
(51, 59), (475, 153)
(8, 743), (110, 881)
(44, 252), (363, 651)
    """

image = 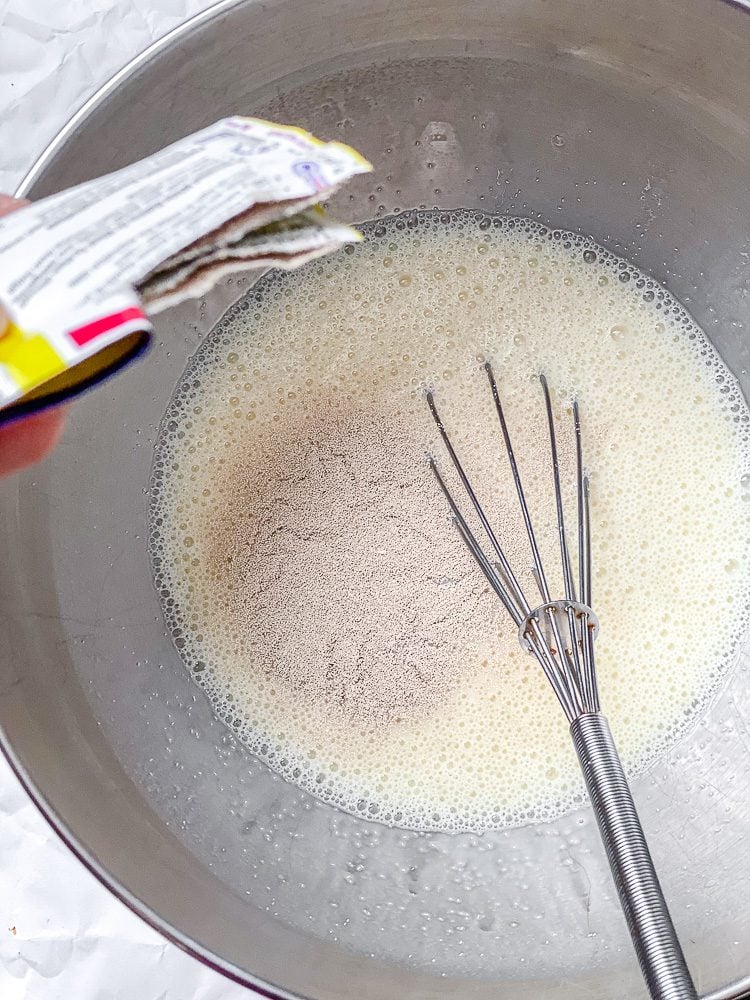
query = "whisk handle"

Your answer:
(570, 712), (698, 1000)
